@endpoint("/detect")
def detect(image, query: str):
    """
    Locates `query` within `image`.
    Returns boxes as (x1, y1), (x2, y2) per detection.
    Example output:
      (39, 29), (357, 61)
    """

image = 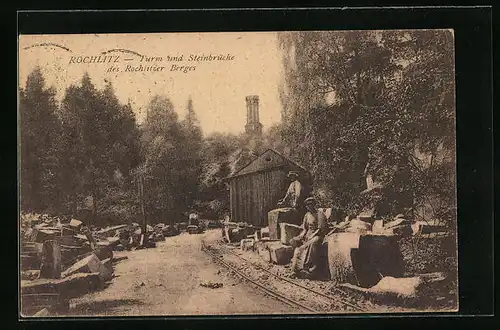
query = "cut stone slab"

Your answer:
(326, 233), (359, 284)
(33, 308), (50, 317)
(94, 244), (113, 261)
(253, 230), (262, 242)
(75, 234), (89, 241)
(61, 226), (78, 237)
(279, 222), (303, 245)
(24, 274), (94, 315)
(258, 248), (271, 263)
(34, 230), (58, 243)
(260, 227), (270, 239)
(61, 253), (102, 278)
(39, 240), (62, 279)
(226, 227), (246, 243)
(268, 208), (300, 240)
(268, 242), (294, 265)
(69, 219), (83, 229)
(339, 273), (447, 305)
(59, 235), (89, 247)
(21, 272), (102, 300)
(255, 241), (271, 263)
(240, 238), (255, 251)
(351, 234), (405, 288)
(372, 220), (384, 234)
(98, 258), (114, 282)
